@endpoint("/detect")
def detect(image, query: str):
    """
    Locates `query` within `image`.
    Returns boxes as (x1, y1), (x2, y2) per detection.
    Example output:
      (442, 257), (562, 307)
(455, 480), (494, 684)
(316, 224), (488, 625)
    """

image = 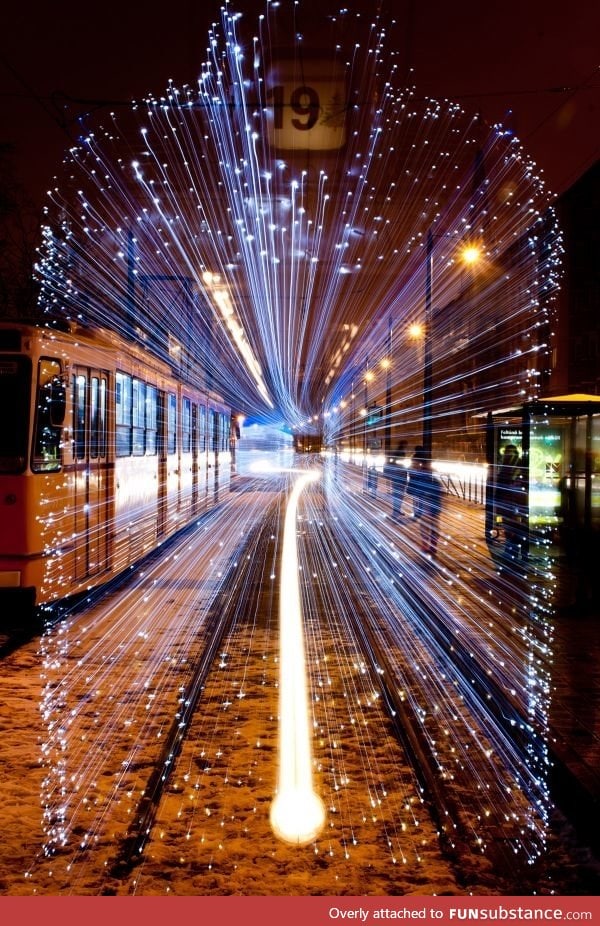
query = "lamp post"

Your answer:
(422, 229), (481, 458)
(384, 319), (393, 456)
(423, 229), (434, 457)
(363, 357), (370, 457)
(350, 370), (357, 458)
